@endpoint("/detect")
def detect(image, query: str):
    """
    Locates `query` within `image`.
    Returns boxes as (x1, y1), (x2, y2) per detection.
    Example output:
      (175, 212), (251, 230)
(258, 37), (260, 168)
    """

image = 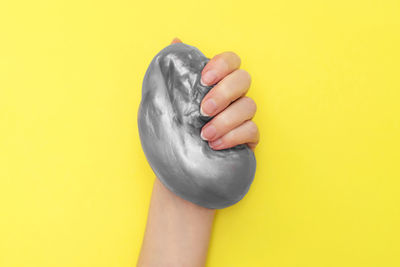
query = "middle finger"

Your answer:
(201, 96), (257, 141)
(200, 69), (251, 117)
